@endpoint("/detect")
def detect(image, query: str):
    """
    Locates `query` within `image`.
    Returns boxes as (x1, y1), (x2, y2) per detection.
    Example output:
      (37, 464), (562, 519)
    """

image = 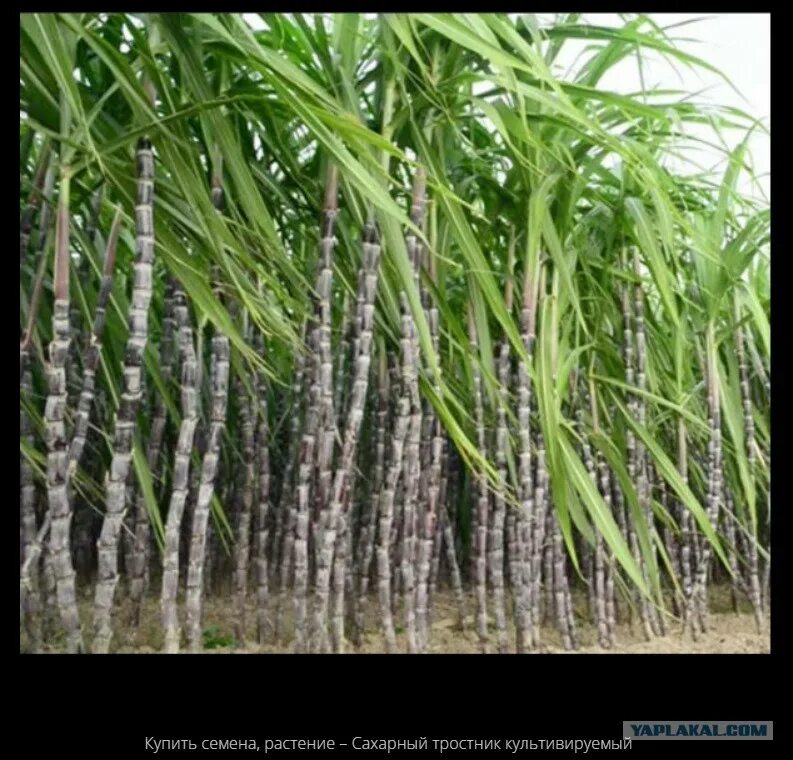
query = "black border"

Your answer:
(13, 6), (781, 757)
